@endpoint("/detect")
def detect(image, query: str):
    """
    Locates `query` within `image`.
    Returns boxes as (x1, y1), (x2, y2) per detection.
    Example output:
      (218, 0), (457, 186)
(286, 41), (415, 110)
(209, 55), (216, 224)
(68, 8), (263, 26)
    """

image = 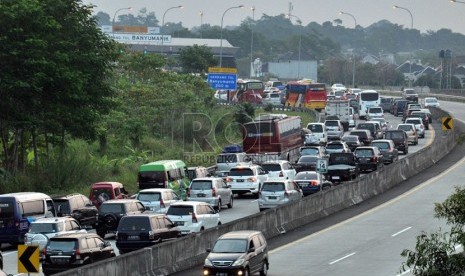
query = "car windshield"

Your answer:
(212, 239), (248, 253)
(406, 119), (421, 125)
(369, 107), (382, 113)
(371, 118), (385, 124)
(295, 173), (318, 180)
(190, 181), (213, 190)
(350, 131), (367, 138)
(261, 182), (285, 192)
(229, 168), (254, 176)
(298, 156), (318, 163)
(425, 98), (437, 103)
(355, 149), (374, 157)
(398, 125), (413, 131)
(138, 171), (166, 183)
(343, 136), (358, 142)
(308, 124), (323, 132)
(167, 205), (194, 216)
(54, 200), (71, 214)
(137, 192), (161, 202)
(386, 132), (404, 139)
(99, 203), (124, 213)
(261, 164), (282, 172)
(30, 222), (60, 233)
(118, 217), (151, 231)
(372, 142), (389, 150)
(326, 144), (342, 149)
(325, 121), (339, 127)
(48, 240), (76, 251)
(300, 148), (319, 155)
(0, 199), (15, 219)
